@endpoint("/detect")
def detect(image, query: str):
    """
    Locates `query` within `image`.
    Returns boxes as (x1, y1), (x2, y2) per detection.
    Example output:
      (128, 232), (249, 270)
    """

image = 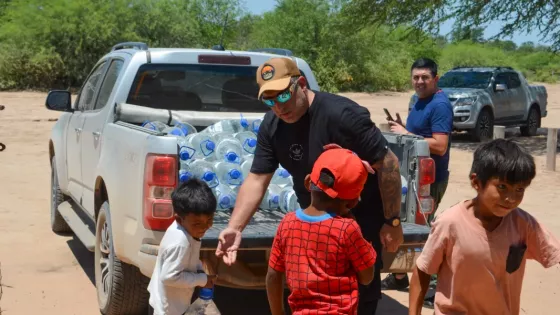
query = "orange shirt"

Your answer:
(417, 201), (560, 315)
